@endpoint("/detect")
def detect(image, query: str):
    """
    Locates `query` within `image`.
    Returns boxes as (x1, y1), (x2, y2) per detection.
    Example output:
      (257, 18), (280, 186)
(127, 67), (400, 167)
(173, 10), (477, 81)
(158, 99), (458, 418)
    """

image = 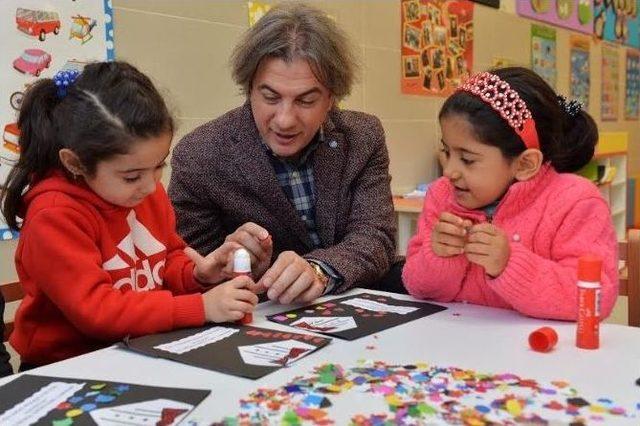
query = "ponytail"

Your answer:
(548, 108), (598, 173)
(2, 79), (64, 230)
(2, 61), (174, 231)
